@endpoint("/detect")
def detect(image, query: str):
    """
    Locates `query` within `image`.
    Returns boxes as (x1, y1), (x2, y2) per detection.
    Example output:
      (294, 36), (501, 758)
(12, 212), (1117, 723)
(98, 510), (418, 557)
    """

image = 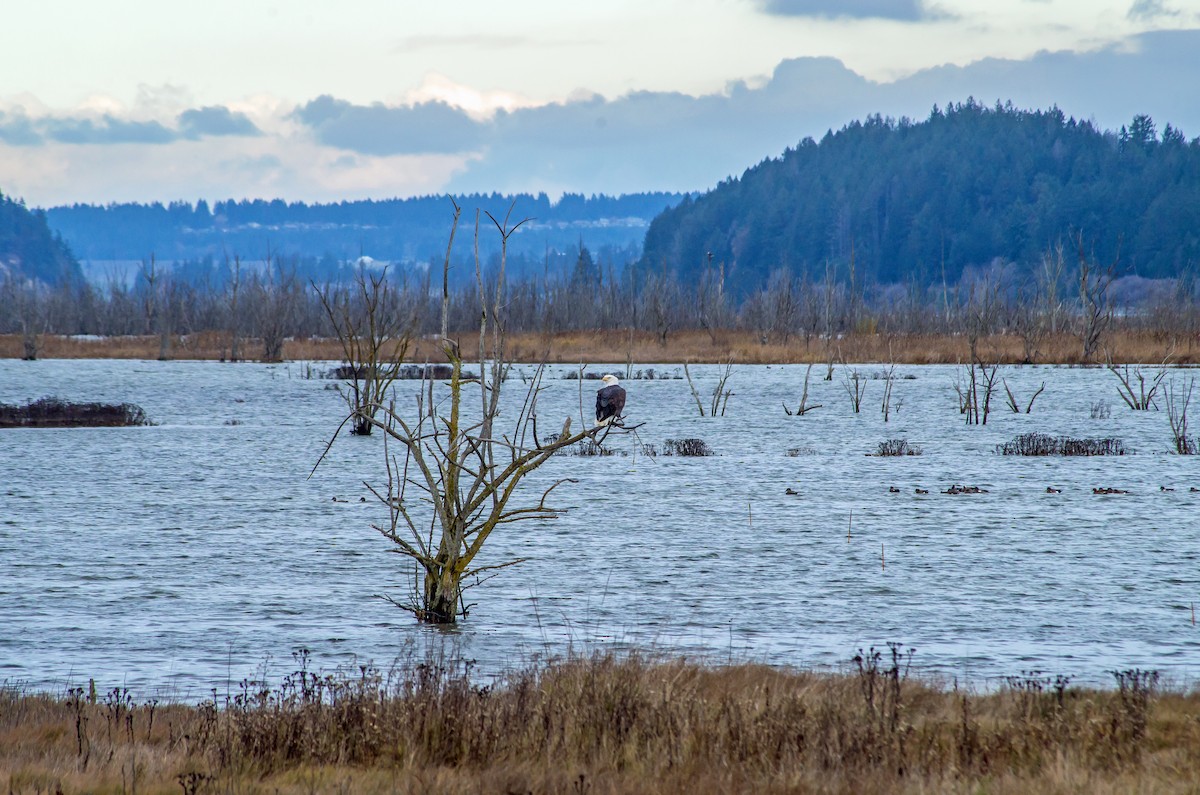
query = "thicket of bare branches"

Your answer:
(3, 237), (1197, 359)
